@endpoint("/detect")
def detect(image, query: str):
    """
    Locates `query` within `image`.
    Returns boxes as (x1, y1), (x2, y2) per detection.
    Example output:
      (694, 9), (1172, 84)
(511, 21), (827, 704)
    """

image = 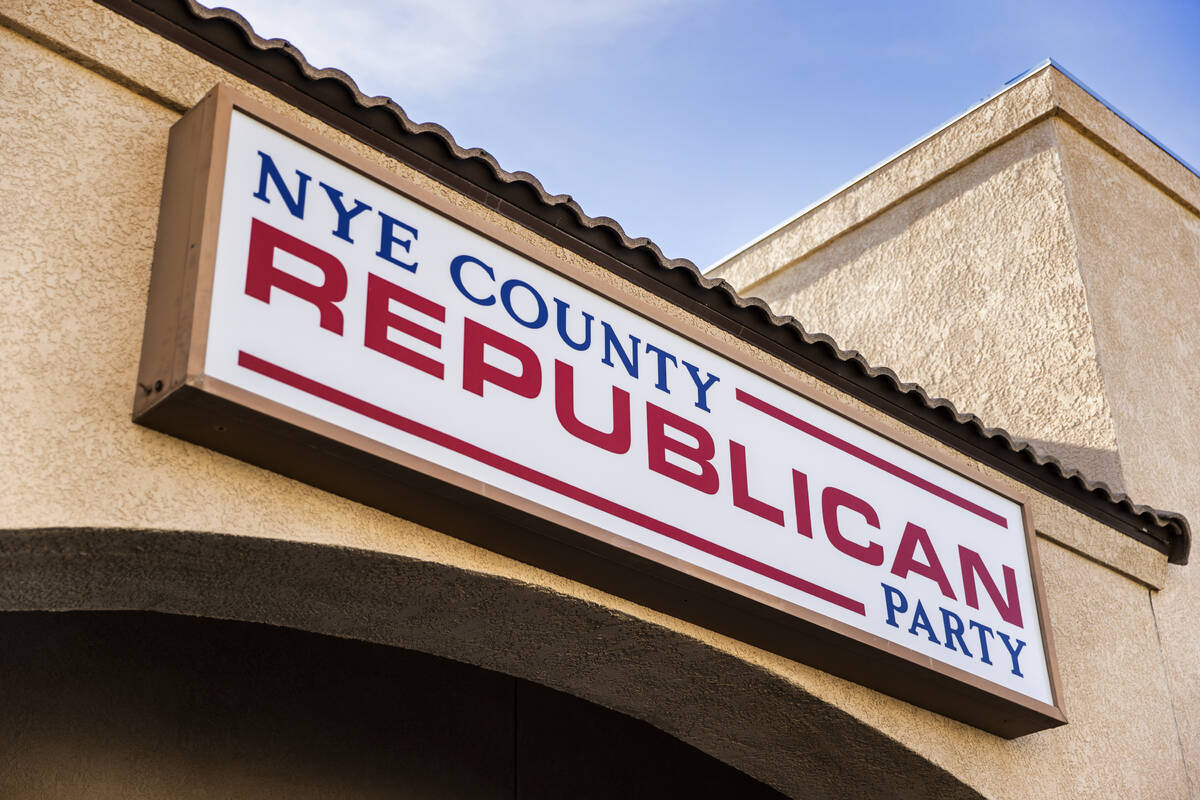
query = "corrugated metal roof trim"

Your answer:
(105, 0), (1189, 563)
